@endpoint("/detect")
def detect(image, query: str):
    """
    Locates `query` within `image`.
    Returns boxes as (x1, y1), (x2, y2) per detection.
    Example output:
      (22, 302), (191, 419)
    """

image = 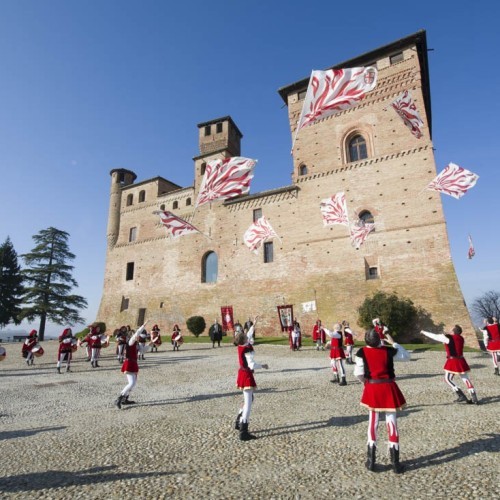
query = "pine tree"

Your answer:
(0, 236), (25, 327)
(20, 227), (88, 340)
